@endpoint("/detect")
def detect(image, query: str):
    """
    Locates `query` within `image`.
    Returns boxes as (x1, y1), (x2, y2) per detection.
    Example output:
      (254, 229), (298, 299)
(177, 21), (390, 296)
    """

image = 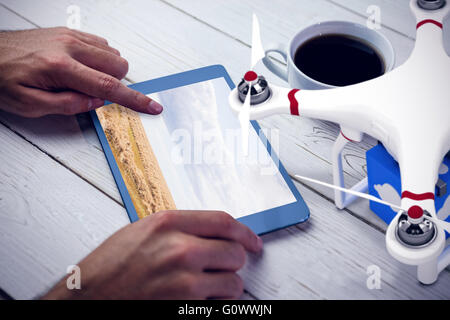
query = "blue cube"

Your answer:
(366, 143), (449, 238)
